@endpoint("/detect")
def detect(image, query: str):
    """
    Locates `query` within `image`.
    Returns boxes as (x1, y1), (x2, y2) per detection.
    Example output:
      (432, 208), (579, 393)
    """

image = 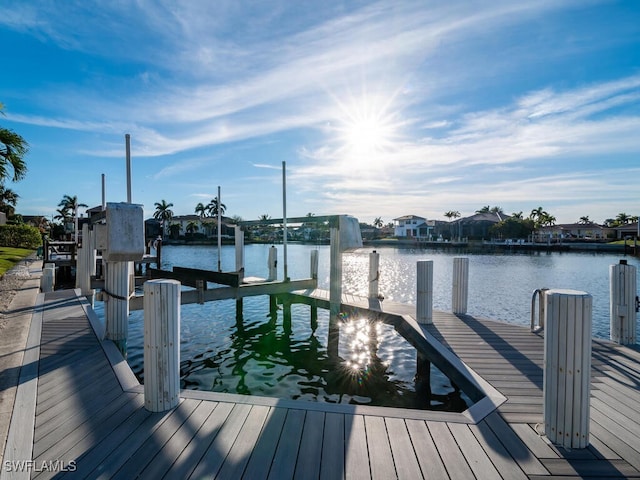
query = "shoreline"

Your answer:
(160, 238), (632, 254)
